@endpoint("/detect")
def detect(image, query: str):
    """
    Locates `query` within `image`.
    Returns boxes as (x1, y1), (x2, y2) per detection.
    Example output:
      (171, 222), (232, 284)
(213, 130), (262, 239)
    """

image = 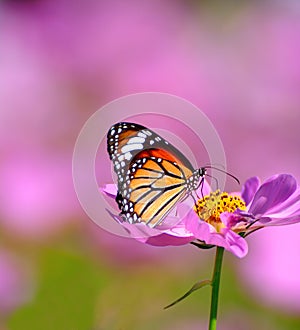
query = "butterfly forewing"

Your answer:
(107, 122), (194, 173)
(107, 122), (203, 227)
